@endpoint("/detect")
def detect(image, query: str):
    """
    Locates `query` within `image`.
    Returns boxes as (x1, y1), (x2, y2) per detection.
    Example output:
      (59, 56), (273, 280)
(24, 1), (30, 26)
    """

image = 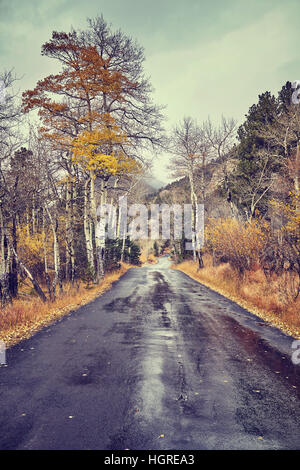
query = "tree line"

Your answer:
(0, 16), (165, 305)
(167, 82), (299, 300)
(1, 14), (299, 307)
